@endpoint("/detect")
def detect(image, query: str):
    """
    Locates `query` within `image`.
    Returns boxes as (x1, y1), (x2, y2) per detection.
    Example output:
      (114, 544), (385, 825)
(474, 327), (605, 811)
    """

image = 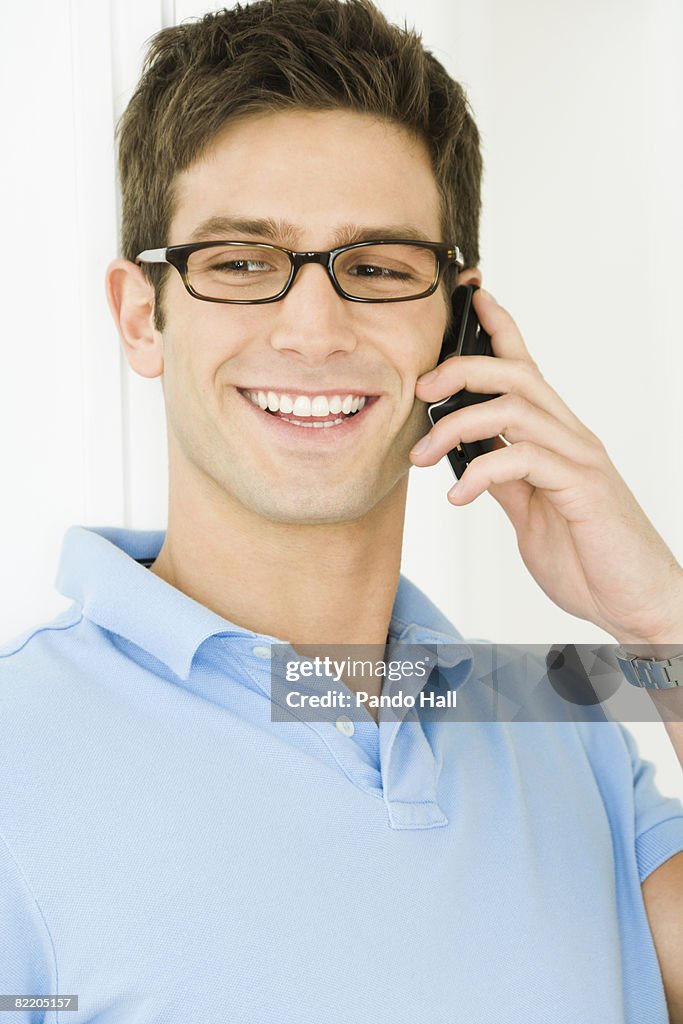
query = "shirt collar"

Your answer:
(55, 525), (472, 680)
